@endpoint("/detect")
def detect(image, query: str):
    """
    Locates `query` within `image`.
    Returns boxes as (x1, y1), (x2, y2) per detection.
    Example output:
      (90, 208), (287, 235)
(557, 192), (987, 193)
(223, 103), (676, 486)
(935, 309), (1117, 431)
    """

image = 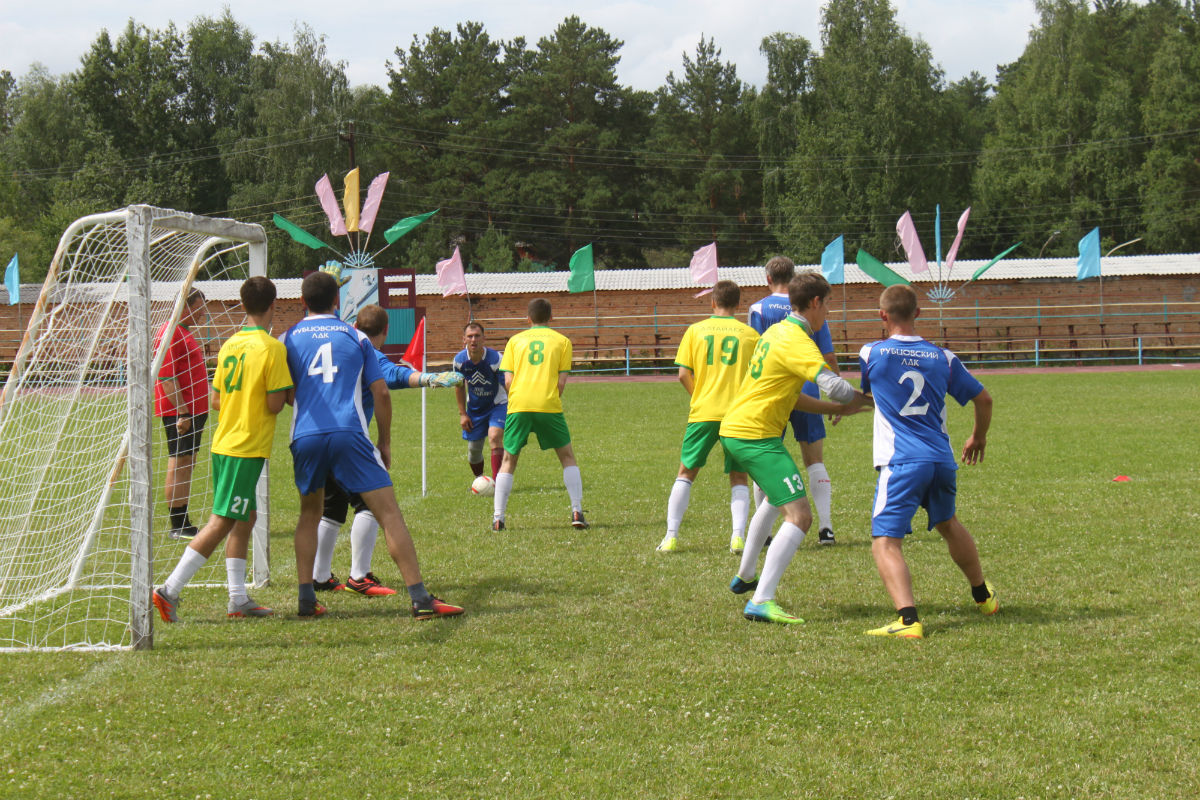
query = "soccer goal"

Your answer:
(0, 205), (270, 651)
